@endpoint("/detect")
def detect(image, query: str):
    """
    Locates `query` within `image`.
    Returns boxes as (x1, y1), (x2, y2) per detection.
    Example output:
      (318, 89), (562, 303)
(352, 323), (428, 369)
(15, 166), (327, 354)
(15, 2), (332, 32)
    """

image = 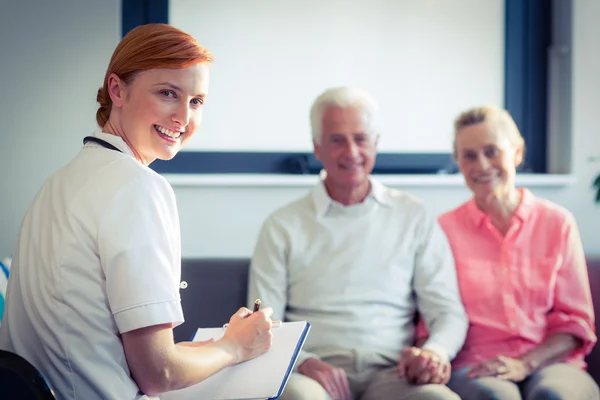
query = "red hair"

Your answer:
(96, 23), (214, 127)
